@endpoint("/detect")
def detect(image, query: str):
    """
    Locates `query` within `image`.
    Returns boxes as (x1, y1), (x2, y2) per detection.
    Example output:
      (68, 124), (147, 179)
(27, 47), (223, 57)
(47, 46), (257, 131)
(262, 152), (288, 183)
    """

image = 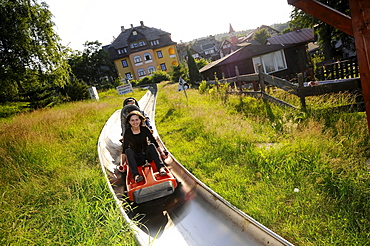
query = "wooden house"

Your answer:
(200, 28), (315, 81)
